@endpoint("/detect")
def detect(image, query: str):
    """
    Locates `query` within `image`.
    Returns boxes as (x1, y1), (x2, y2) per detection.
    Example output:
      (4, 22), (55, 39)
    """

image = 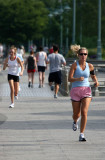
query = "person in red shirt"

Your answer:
(49, 46), (54, 54)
